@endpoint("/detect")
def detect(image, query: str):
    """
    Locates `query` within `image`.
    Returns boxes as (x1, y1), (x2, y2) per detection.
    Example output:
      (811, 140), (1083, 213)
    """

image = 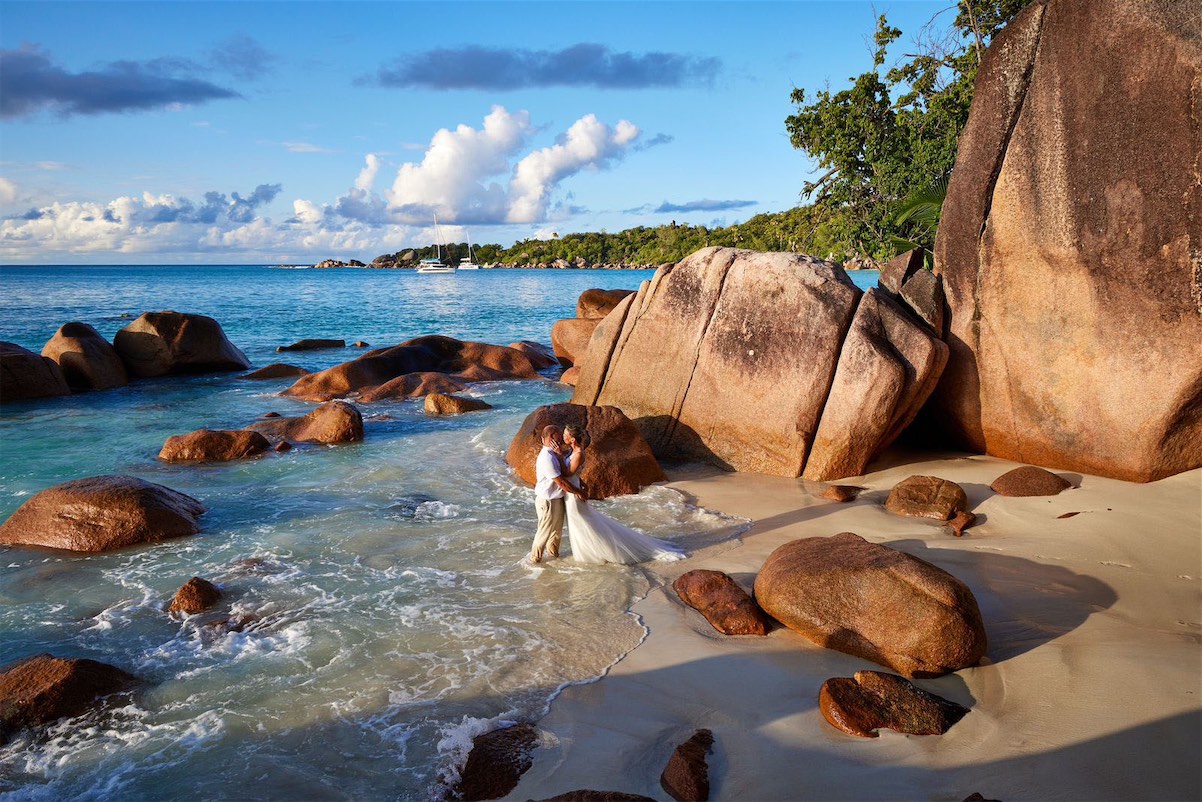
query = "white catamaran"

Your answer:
(416, 214), (455, 273)
(458, 233), (480, 270)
